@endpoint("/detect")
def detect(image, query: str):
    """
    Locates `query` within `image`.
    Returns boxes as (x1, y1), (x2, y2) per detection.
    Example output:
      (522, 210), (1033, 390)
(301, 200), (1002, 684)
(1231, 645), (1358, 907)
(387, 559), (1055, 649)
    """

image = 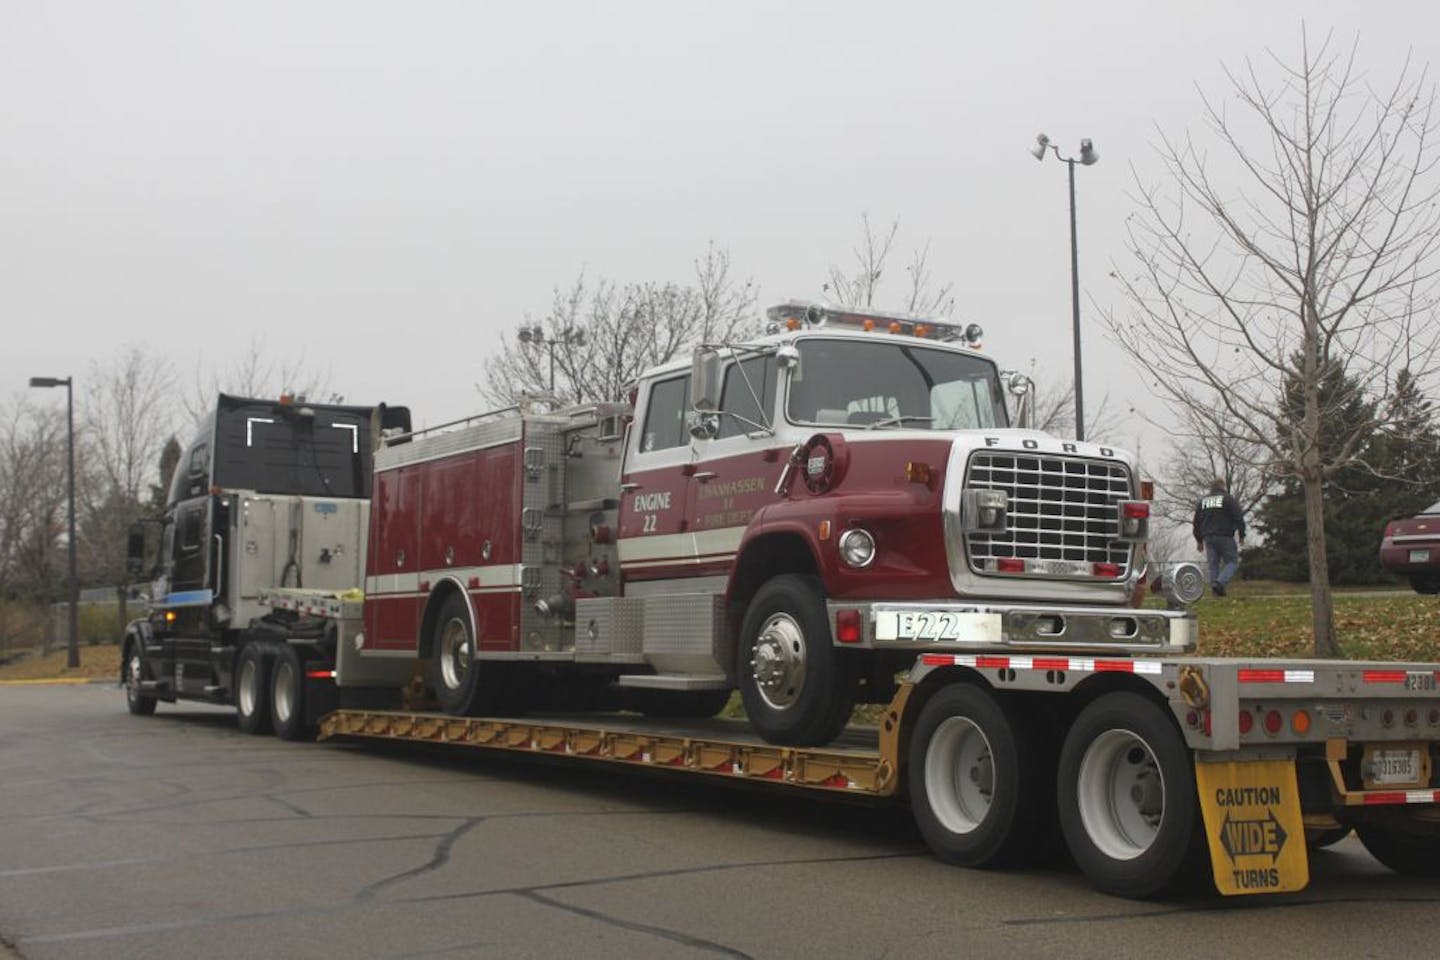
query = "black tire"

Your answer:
(429, 592), (489, 716)
(123, 641), (157, 717)
(1057, 691), (1208, 899)
(1356, 821), (1440, 876)
(269, 644), (312, 741)
(738, 574), (856, 746)
(1409, 574), (1440, 595)
(628, 688), (733, 719)
(908, 683), (1056, 868)
(235, 643), (273, 735)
